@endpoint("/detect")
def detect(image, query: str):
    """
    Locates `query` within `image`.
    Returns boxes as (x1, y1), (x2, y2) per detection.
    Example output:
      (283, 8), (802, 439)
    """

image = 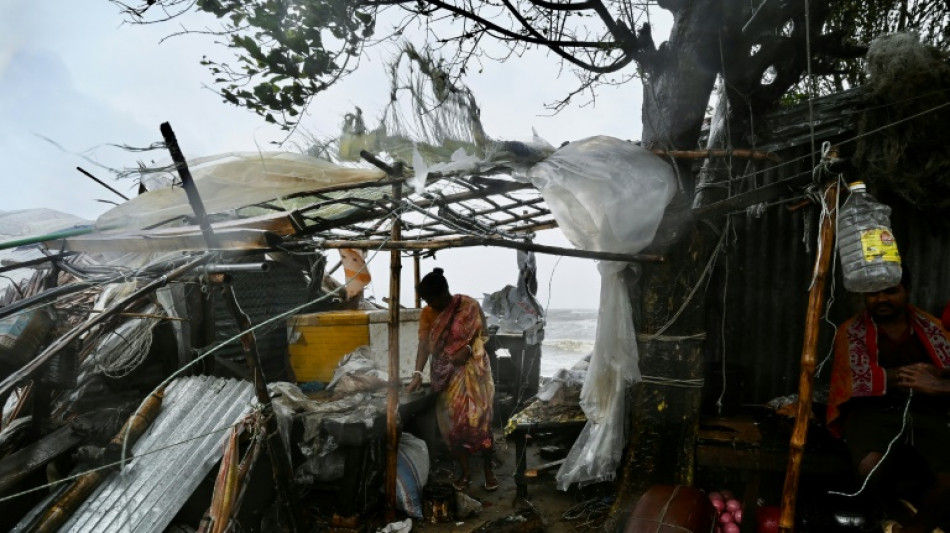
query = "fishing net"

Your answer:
(337, 44), (554, 182)
(853, 32), (950, 214)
